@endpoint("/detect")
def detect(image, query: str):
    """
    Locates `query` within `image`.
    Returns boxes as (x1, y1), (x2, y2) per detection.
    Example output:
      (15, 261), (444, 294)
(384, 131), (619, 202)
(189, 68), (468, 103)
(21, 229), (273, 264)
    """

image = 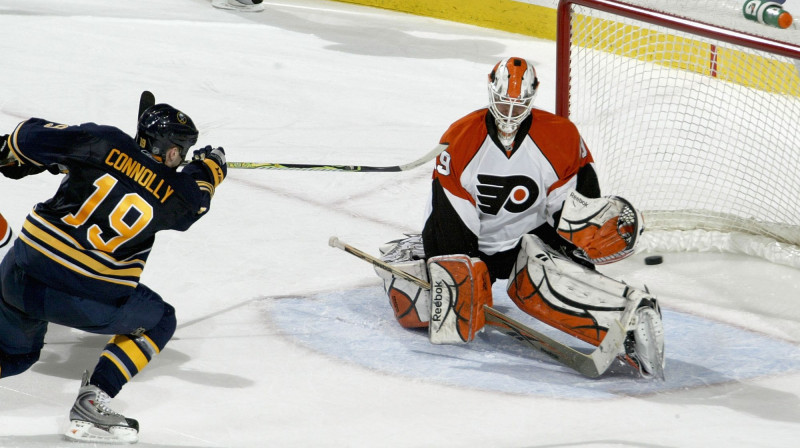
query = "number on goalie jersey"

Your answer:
(0, 104), (227, 443)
